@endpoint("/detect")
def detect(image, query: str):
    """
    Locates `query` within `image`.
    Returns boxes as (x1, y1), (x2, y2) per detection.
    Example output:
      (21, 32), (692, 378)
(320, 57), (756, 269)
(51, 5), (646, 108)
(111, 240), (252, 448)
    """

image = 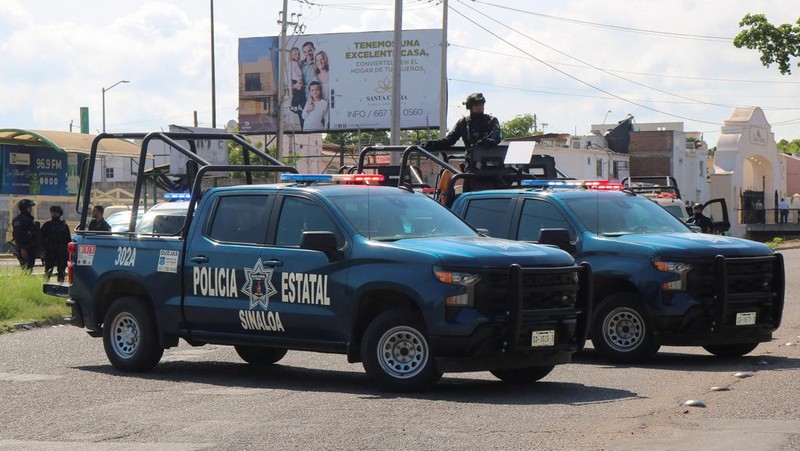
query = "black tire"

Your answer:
(702, 343), (759, 358)
(490, 365), (554, 384)
(361, 309), (440, 392)
(591, 294), (660, 363)
(234, 345), (288, 365)
(102, 296), (163, 372)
